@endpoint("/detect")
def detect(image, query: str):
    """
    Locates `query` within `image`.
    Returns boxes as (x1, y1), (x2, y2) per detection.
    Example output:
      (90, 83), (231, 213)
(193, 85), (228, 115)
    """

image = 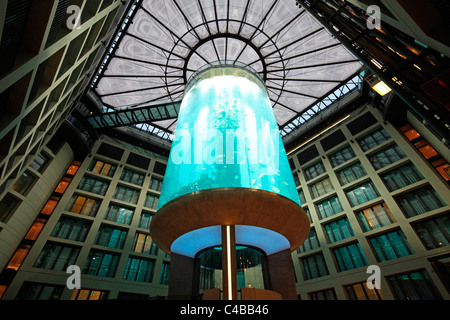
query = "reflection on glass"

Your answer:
(197, 247), (223, 295)
(236, 246), (266, 290)
(196, 245), (268, 295)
